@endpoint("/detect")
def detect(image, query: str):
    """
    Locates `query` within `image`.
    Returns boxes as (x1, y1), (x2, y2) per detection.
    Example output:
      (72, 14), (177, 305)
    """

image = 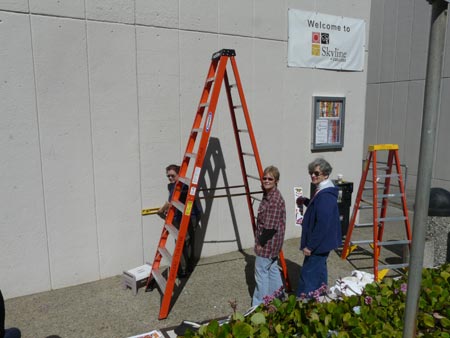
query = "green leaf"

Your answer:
(440, 317), (450, 328)
(250, 312), (266, 325)
(422, 313), (435, 328)
(232, 322), (253, 338)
